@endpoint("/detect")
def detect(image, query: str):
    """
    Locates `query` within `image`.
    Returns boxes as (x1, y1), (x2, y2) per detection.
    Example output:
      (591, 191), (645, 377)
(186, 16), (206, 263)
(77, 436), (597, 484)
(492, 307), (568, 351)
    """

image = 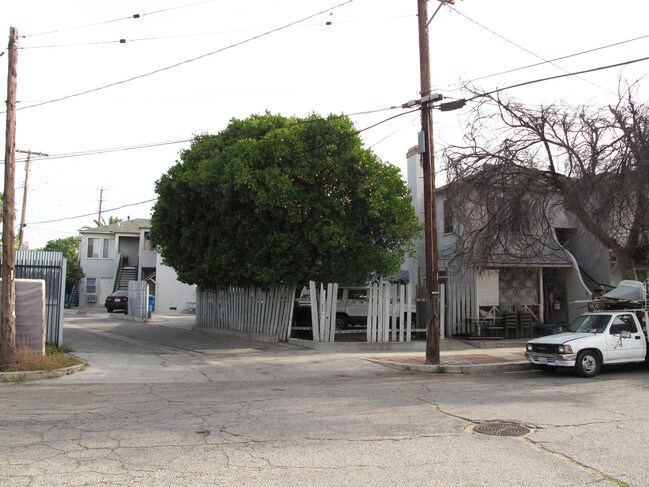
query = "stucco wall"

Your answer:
(154, 254), (196, 314)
